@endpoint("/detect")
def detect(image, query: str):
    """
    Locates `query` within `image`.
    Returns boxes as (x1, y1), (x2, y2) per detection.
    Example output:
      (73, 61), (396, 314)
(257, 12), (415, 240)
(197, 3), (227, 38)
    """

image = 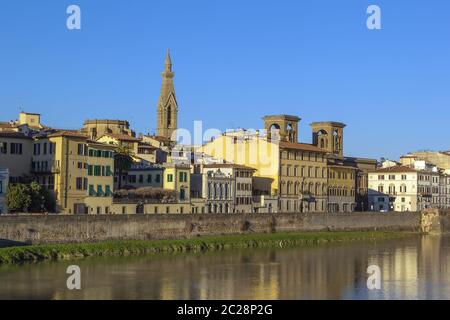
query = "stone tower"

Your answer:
(263, 115), (300, 143)
(156, 49), (178, 140)
(310, 122), (346, 157)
